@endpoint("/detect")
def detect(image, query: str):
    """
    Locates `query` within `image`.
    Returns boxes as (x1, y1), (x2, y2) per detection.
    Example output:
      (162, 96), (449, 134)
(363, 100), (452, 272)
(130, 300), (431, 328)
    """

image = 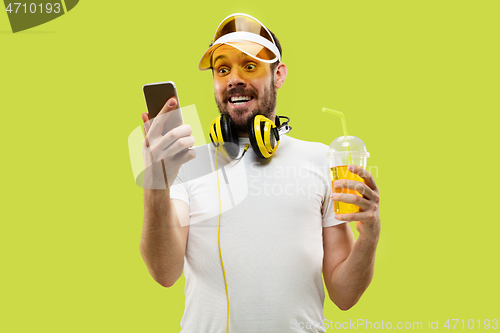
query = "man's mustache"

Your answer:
(222, 87), (257, 101)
